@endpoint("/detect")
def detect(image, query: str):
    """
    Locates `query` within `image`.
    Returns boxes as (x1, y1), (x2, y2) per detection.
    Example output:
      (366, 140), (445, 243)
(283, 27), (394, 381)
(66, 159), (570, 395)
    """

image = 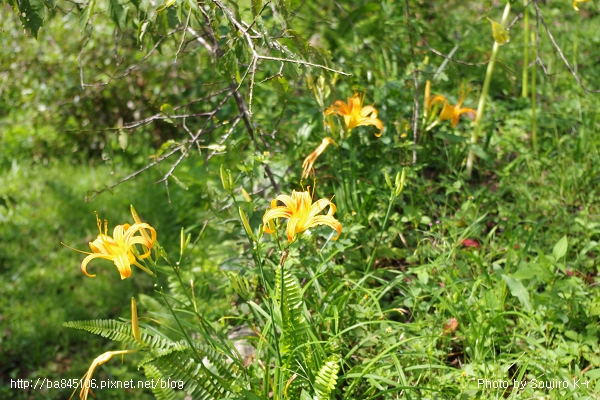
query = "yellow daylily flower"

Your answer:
(429, 87), (477, 128)
(64, 211), (156, 280)
(301, 137), (338, 179)
(325, 92), (384, 137)
(573, 0), (590, 10)
(263, 190), (342, 242)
